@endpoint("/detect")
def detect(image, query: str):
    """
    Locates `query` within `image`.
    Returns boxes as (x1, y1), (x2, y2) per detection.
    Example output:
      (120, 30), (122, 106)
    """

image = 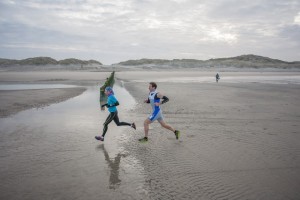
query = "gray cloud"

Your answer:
(0, 0), (299, 64)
